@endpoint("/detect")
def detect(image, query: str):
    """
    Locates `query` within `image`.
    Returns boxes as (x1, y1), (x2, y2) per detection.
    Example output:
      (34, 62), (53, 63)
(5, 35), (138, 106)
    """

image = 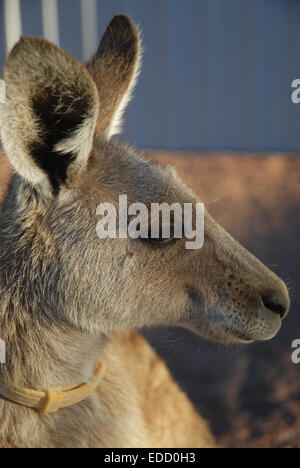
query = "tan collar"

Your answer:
(0, 361), (106, 413)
